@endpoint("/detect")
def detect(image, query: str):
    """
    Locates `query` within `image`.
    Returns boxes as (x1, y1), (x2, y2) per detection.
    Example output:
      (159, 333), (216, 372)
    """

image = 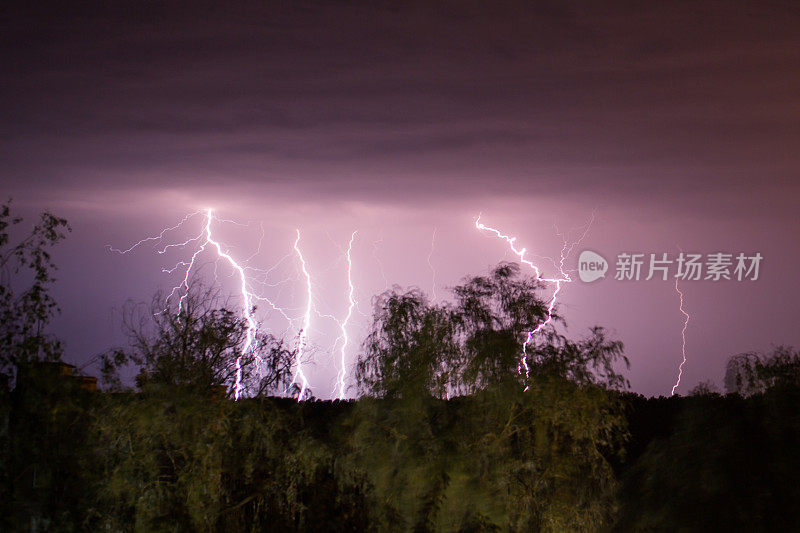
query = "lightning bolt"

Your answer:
(671, 277), (690, 395)
(110, 209), (299, 400)
(106, 210), (204, 255)
(475, 214), (593, 381)
(427, 228), (438, 302)
(555, 209), (596, 279)
(199, 210), (256, 400)
(335, 231), (358, 399)
(291, 229), (312, 400)
(371, 235), (389, 290)
(475, 215), (571, 379)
